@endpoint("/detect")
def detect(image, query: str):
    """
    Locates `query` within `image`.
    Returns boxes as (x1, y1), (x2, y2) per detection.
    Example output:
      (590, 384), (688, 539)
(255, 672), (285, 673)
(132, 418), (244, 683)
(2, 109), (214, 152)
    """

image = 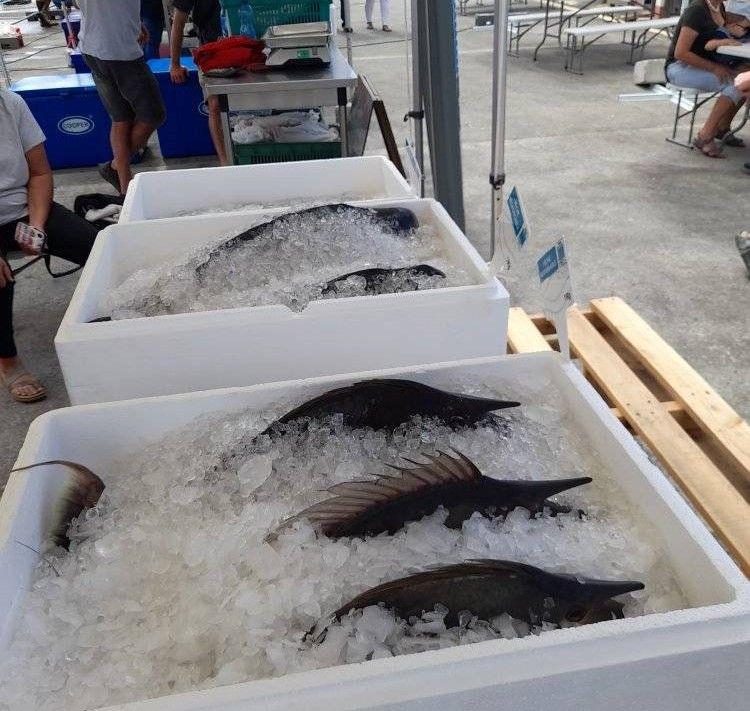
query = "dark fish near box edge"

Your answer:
(310, 559), (645, 640)
(194, 204), (420, 281)
(87, 263), (444, 322)
(272, 449), (590, 540)
(8, 460), (105, 549)
(321, 264), (446, 296)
